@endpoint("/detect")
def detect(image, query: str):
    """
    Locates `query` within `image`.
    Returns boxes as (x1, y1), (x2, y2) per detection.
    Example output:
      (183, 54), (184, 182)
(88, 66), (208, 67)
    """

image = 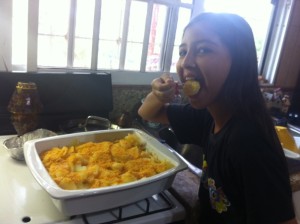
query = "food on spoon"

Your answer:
(183, 80), (201, 96)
